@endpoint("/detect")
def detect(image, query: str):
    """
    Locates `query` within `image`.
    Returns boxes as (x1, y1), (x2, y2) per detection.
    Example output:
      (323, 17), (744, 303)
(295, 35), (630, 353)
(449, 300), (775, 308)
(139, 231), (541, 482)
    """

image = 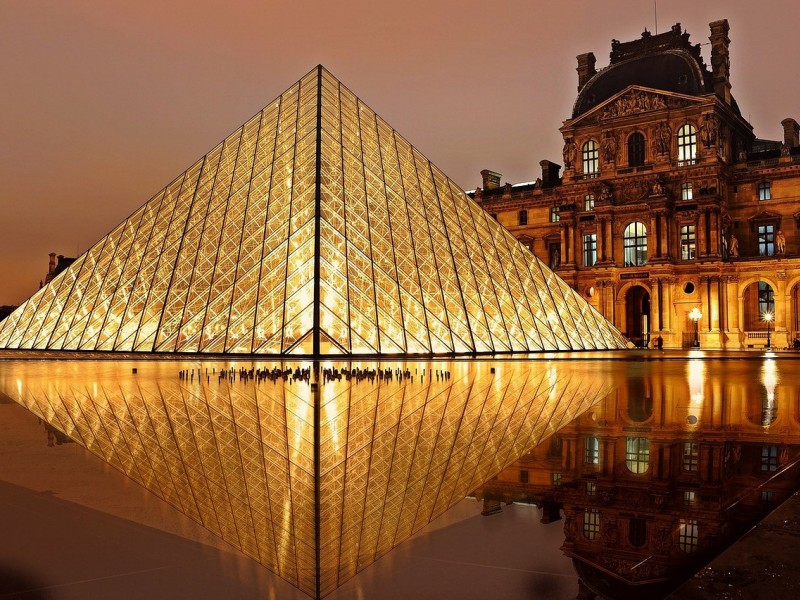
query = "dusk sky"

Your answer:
(2, 0), (798, 305)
